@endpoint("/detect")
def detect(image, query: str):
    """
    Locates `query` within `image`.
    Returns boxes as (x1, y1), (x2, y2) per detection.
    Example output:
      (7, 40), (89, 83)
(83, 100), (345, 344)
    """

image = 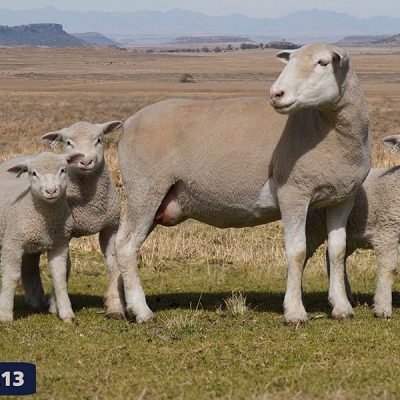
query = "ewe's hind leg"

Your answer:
(326, 197), (355, 319)
(21, 254), (47, 311)
(374, 243), (398, 319)
(99, 227), (126, 320)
